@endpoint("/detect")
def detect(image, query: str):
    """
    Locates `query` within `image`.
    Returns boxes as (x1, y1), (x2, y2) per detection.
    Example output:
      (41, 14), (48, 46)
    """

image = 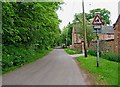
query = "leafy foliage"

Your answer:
(2, 2), (61, 47)
(86, 8), (111, 25)
(88, 49), (119, 62)
(2, 45), (52, 74)
(60, 23), (74, 47)
(64, 48), (82, 54)
(73, 13), (96, 47)
(61, 27), (68, 46)
(67, 24), (73, 46)
(2, 2), (62, 73)
(87, 49), (97, 56)
(61, 8), (111, 48)
(101, 52), (120, 62)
